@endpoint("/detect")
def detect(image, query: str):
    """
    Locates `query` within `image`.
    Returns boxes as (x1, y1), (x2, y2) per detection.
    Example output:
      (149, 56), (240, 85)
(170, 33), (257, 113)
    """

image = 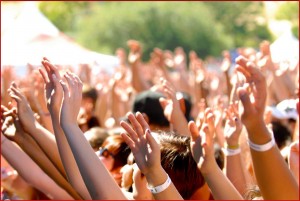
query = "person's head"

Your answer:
(270, 99), (298, 134)
(96, 134), (131, 186)
(84, 127), (109, 151)
(132, 90), (193, 131)
(271, 121), (292, 150)
(82, 84), (98, 112)
(155, 132), (206, 199)
(132, 90), (170, 130)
